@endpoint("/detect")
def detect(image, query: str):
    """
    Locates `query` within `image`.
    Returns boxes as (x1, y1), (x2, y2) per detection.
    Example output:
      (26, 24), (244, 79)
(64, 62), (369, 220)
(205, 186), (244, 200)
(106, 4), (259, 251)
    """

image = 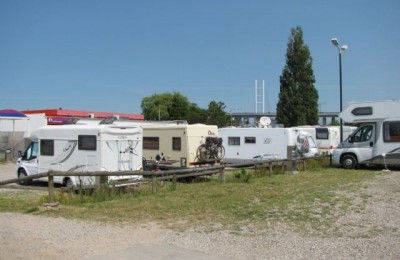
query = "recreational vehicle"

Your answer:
(332, 100), (400, 169)
(16, 124), (143, 187)
(139, 123), (220, 167)
(295, 126), (356, 154)
(74, 118), (222, 167)
(219, 126), (319, 164)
